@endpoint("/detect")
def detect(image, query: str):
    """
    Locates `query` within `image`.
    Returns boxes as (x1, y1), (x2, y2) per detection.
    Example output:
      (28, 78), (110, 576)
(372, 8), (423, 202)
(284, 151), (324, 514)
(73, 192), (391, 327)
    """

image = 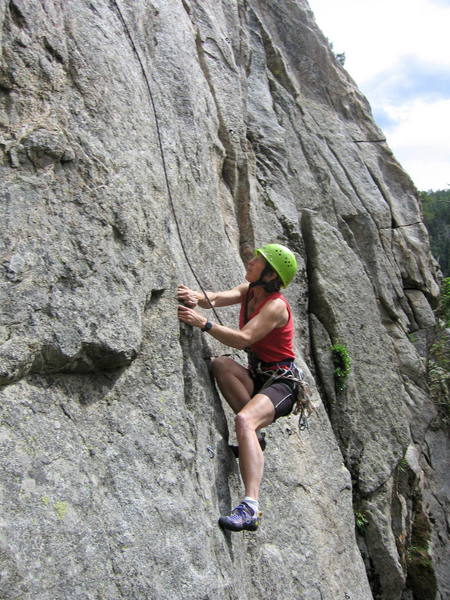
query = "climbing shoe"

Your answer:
(218, 502), (262, 532)
(228, 432), (266, 458)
